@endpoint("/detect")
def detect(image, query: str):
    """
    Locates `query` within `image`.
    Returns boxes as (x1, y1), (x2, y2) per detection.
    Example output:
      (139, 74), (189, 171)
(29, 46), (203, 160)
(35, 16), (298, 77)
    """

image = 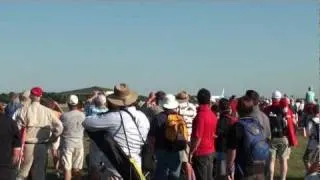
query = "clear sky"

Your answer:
(0, 1), (318, 97)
